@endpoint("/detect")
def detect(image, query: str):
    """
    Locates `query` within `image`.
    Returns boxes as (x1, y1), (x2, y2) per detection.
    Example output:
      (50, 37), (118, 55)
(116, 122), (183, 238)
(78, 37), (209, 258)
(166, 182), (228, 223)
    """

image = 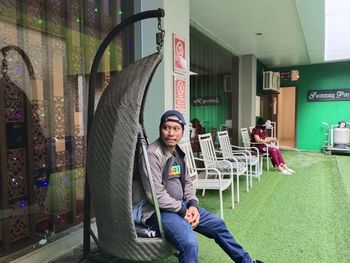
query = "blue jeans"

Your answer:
(147, 207), (253, 263)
